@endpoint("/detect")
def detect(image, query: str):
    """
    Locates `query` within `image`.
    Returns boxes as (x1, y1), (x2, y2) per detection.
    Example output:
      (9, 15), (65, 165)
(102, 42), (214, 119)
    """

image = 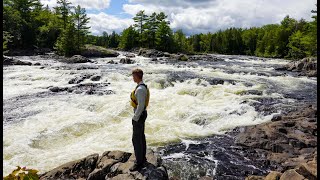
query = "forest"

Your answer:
(3, 0), (317, 59)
